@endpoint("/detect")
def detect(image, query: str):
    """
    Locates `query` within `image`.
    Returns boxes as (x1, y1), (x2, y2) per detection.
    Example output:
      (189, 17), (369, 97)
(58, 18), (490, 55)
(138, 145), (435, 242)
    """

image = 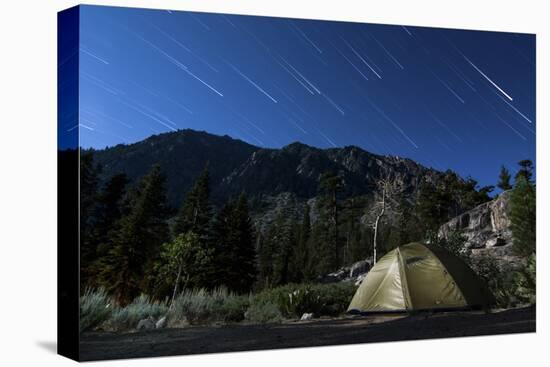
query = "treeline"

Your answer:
(80, 149), (534, 305)
(255, 169), (495, 286)
(255, 160), (534, 286)
(80, 154), (255, 305)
